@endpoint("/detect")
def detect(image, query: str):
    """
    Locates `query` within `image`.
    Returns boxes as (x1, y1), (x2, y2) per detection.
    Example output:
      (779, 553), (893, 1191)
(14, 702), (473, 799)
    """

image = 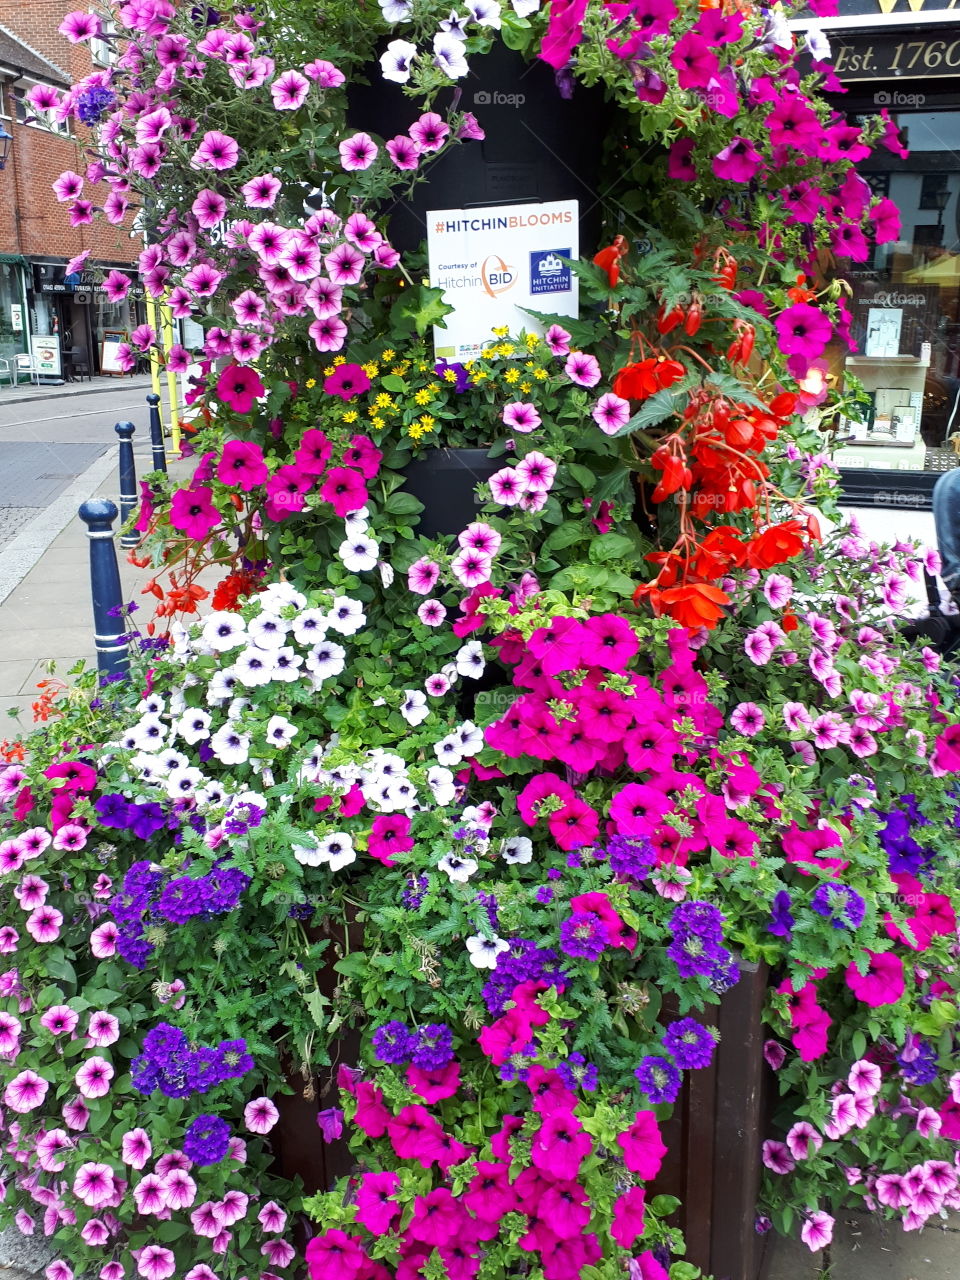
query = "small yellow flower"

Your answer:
(520, 381), (532, 393)
(492, 325), (510, 338)
(504, 368), (520, 384)
(498, 343), (515, 357)
(525, 333), (539, 349)
(362, 362), (379, 378)
(524, 360), (535, 369)
(473, 370), (489, 382)
(391, 364), (407, 376)
(419, 414), (436, 430)
(305, 378), (317, 389)
(323, 365), (335, 376)
(533, 368), (548, 381)
(464, 360), (475, 371)
(428, 382), (440, 394)
(371, 415), (385, 429)
(342, 410), (359, 423)
(418, 362), (430, 372)
(407, 422), (424, 439)
(414, 388), (432, 406)
(480, 347), (497, 360)
(374, 392), (394, 409)
(381, 348), (395, 361)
